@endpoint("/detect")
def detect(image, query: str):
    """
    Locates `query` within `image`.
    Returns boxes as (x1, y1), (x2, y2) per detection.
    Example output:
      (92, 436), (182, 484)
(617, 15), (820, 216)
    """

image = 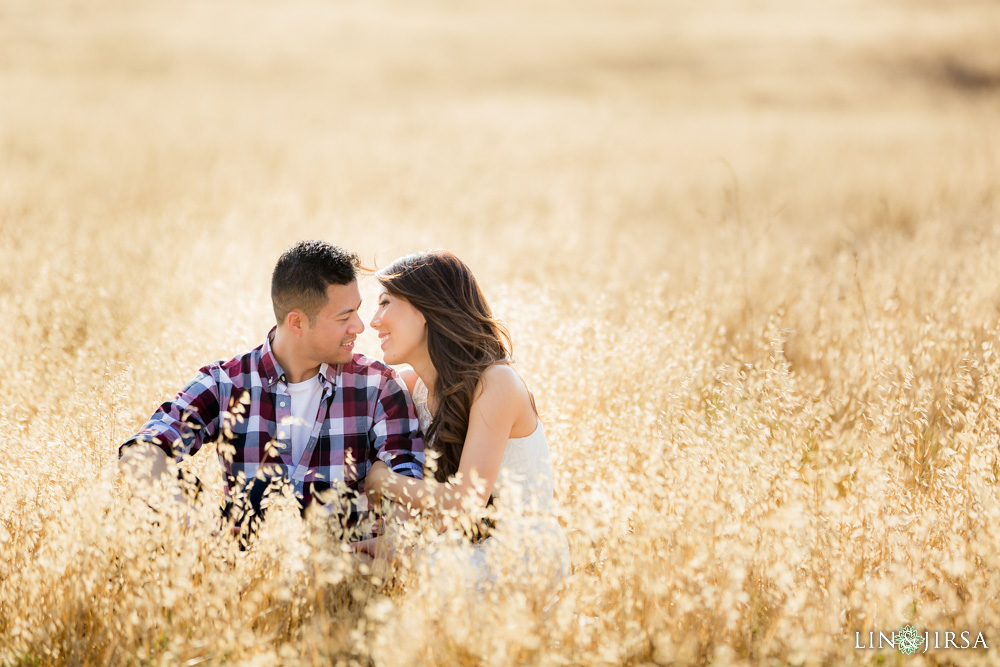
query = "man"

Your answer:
(119, 240), (424, 542)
